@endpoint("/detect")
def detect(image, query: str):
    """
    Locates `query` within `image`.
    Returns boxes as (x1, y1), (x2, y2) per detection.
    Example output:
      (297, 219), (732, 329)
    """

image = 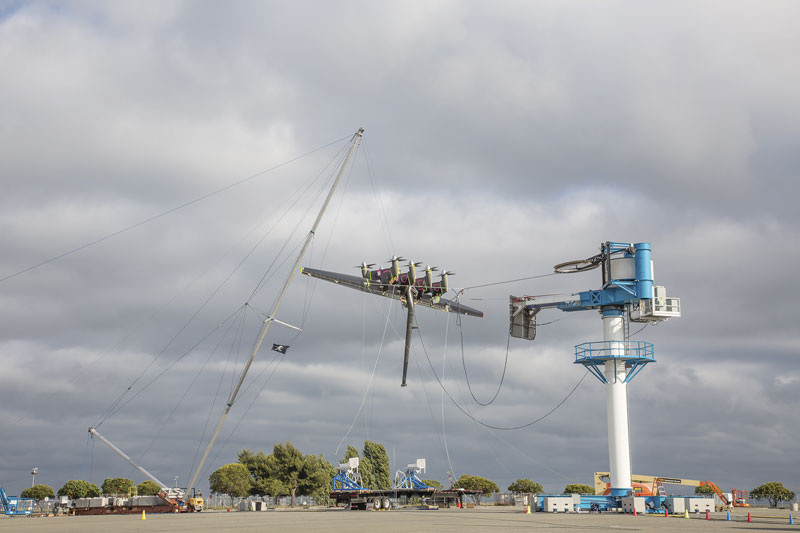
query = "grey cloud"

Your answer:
(1, 0), (798, 498)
